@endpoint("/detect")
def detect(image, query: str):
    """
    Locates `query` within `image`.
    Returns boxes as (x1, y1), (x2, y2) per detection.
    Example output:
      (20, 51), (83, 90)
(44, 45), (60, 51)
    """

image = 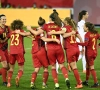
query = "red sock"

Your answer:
(51, 69), (58, 84)
(7, 71), (13, 83)
(17, 70), (23, 79)
(43, 71), (49, 84)
(86, 68), (90, 81)
(73, 69), (81, 85)
(31, 72), (37, 83)
(61, 67), (68, 78)
(90, 69), (98, 83)
(1, 68), (7, 82)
